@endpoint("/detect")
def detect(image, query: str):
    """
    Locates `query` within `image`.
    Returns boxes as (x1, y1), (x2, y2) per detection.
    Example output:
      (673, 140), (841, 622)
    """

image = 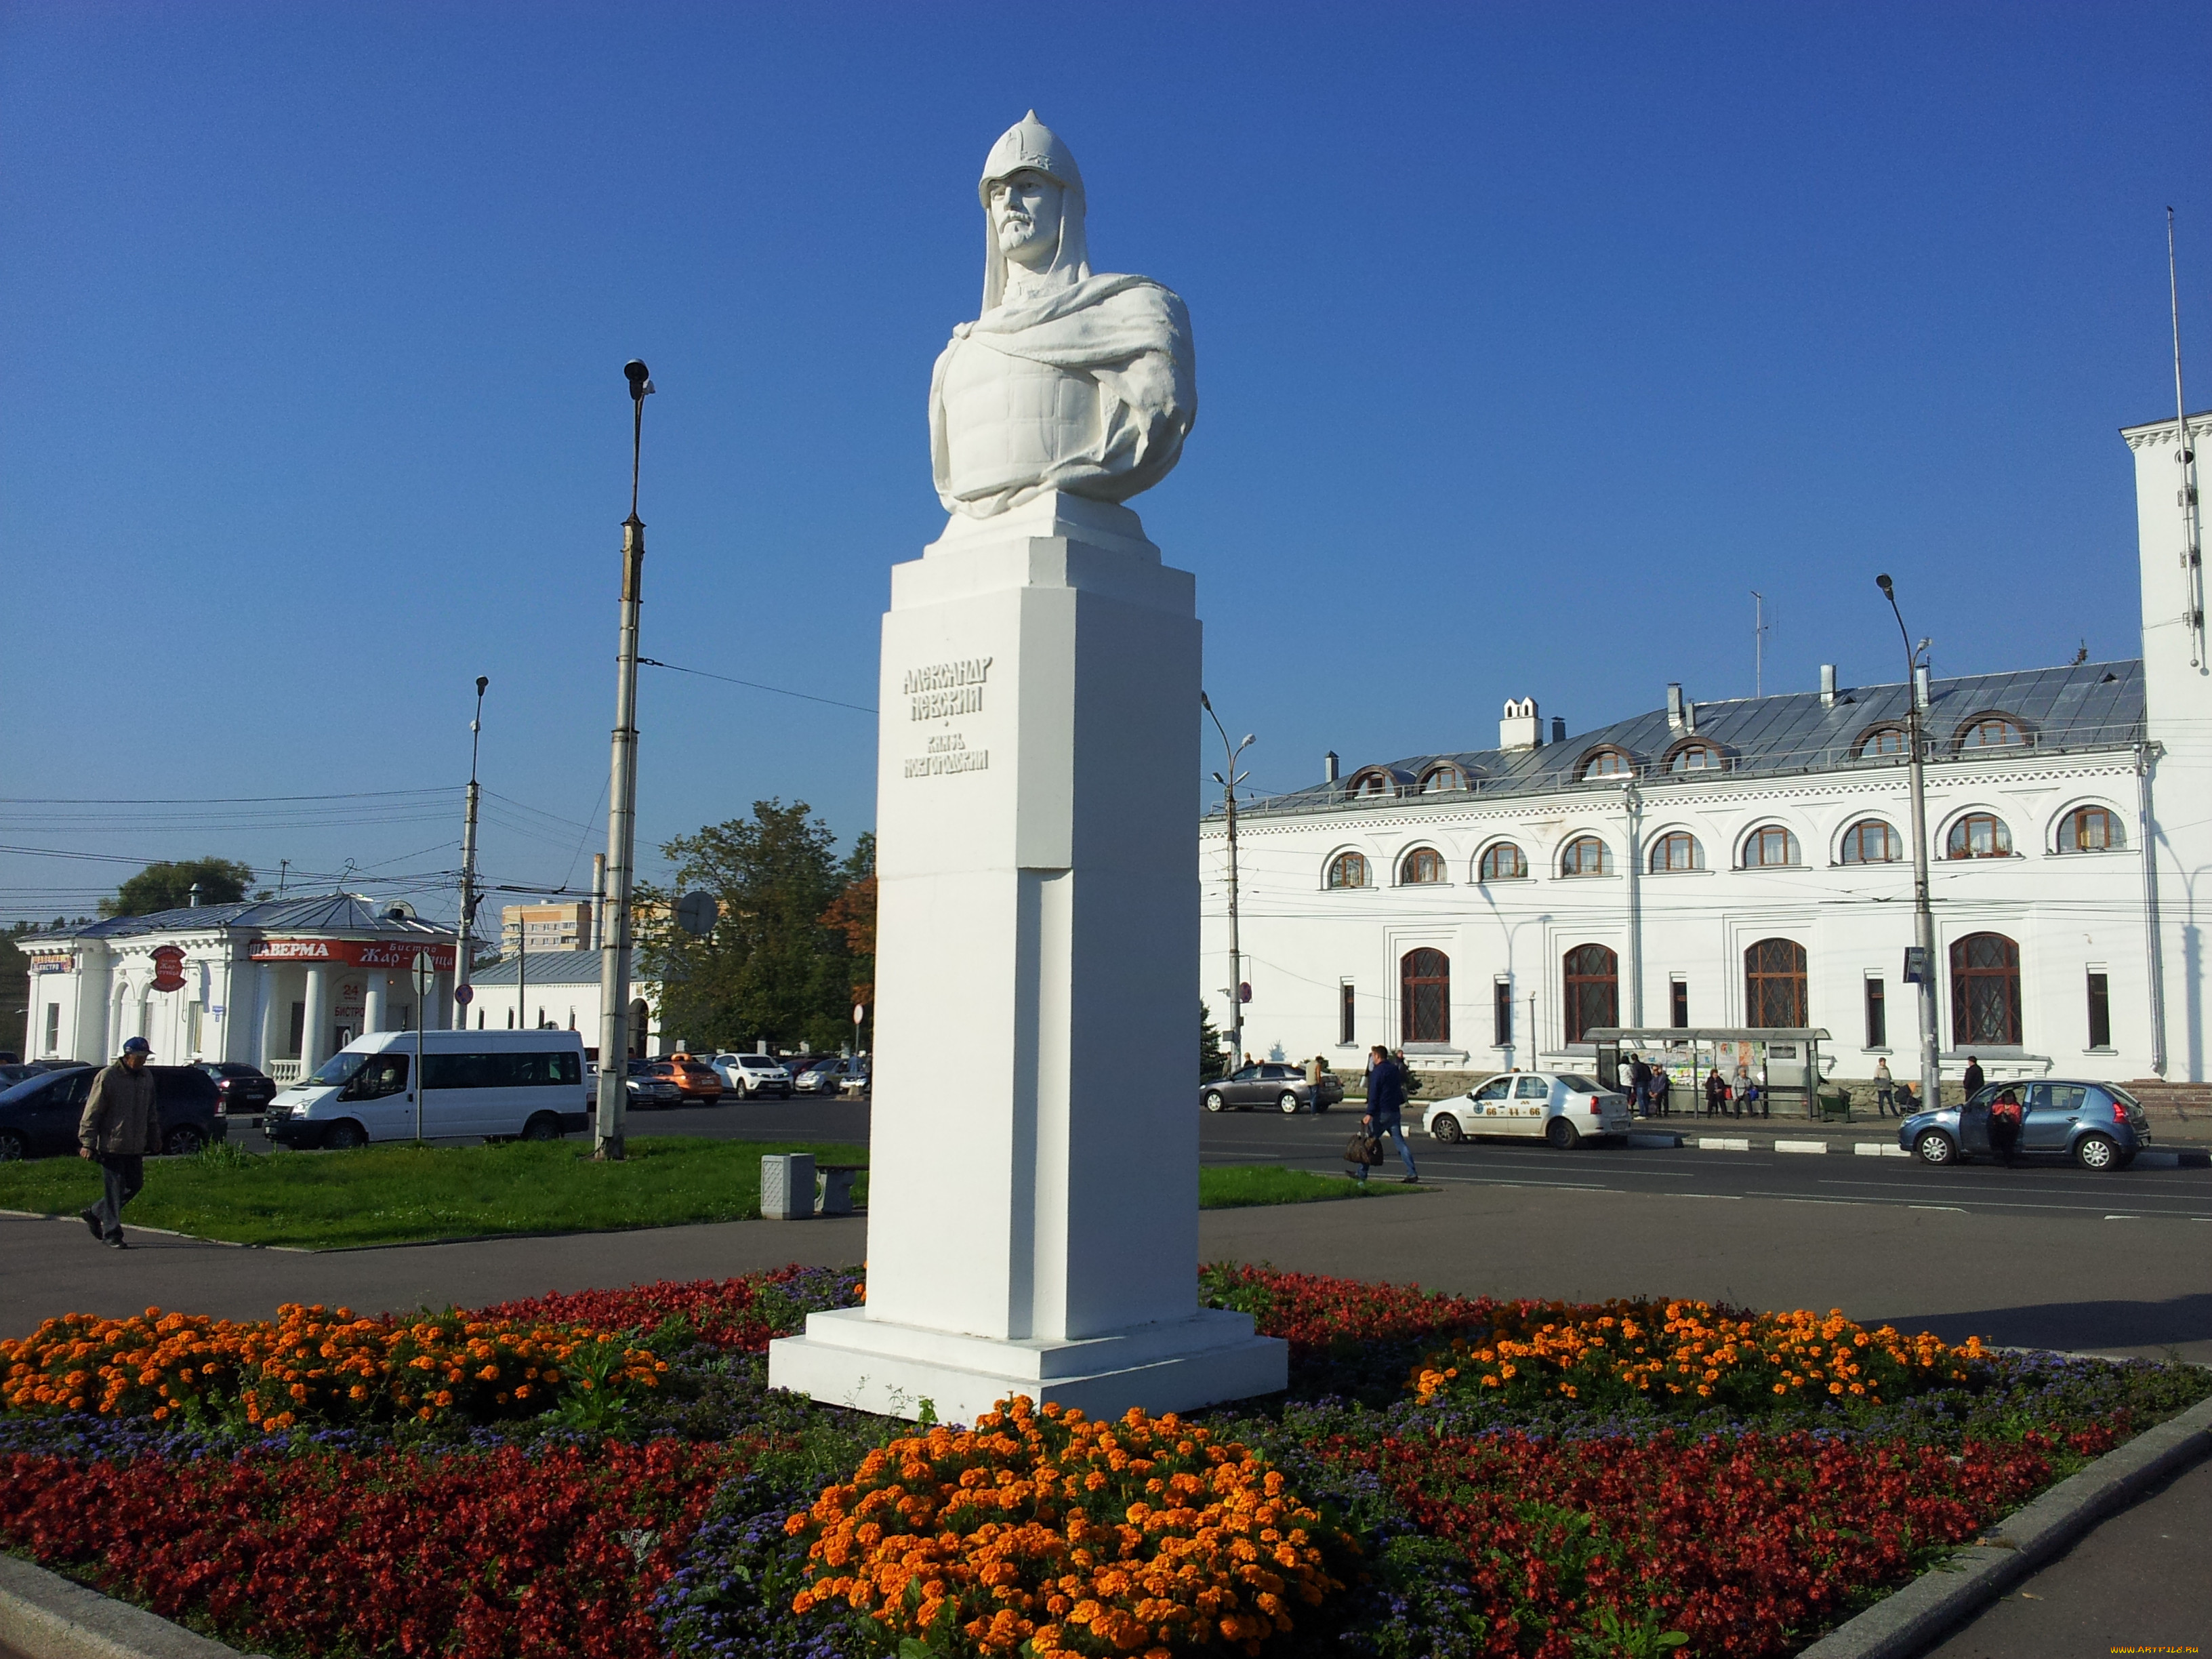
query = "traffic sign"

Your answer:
(455, 983), (474, 1007)
(411, 951), (436, 996)
(1237, 982), (1251, 1004)
(676, 890), (719, 937)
